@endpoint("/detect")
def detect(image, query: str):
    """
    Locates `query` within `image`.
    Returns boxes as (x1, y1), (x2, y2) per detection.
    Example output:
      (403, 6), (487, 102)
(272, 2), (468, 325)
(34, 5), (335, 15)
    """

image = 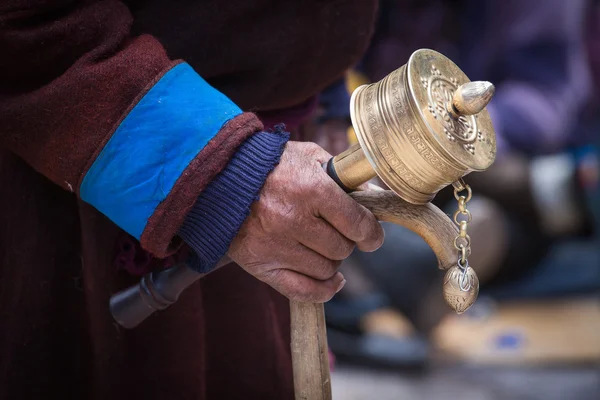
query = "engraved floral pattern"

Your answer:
(423, 66), (482, 155)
